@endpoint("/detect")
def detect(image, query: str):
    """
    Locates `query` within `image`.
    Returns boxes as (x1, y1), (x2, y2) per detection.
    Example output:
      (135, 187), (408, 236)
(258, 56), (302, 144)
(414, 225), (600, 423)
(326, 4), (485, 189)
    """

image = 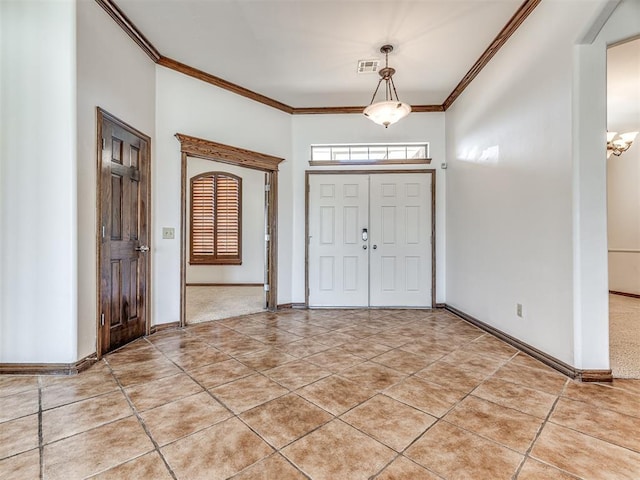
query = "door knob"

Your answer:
(135, 245), (150, 253)
(363, 245), (368, 250)
(373, 245), (377, 249)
